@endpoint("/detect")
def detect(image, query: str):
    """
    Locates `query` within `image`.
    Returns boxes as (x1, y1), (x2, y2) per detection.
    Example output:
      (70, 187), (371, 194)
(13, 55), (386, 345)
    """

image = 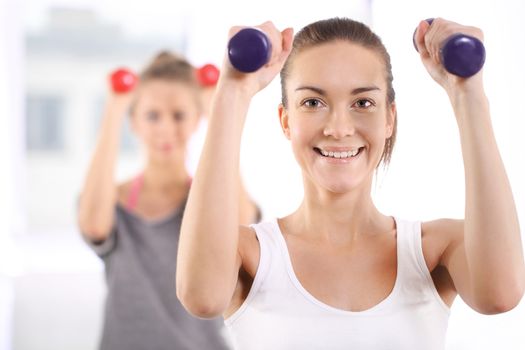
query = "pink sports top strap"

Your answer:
(126, 173), (144, 211)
